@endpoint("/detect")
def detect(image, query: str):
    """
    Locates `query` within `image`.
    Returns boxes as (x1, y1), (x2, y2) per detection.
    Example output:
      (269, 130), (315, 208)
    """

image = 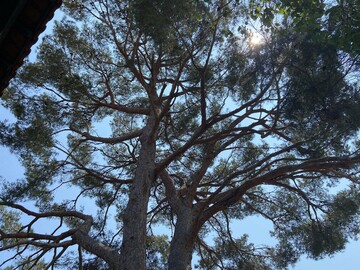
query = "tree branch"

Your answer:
(200, 154), (360, 222)
(70, 126), (143, 144)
